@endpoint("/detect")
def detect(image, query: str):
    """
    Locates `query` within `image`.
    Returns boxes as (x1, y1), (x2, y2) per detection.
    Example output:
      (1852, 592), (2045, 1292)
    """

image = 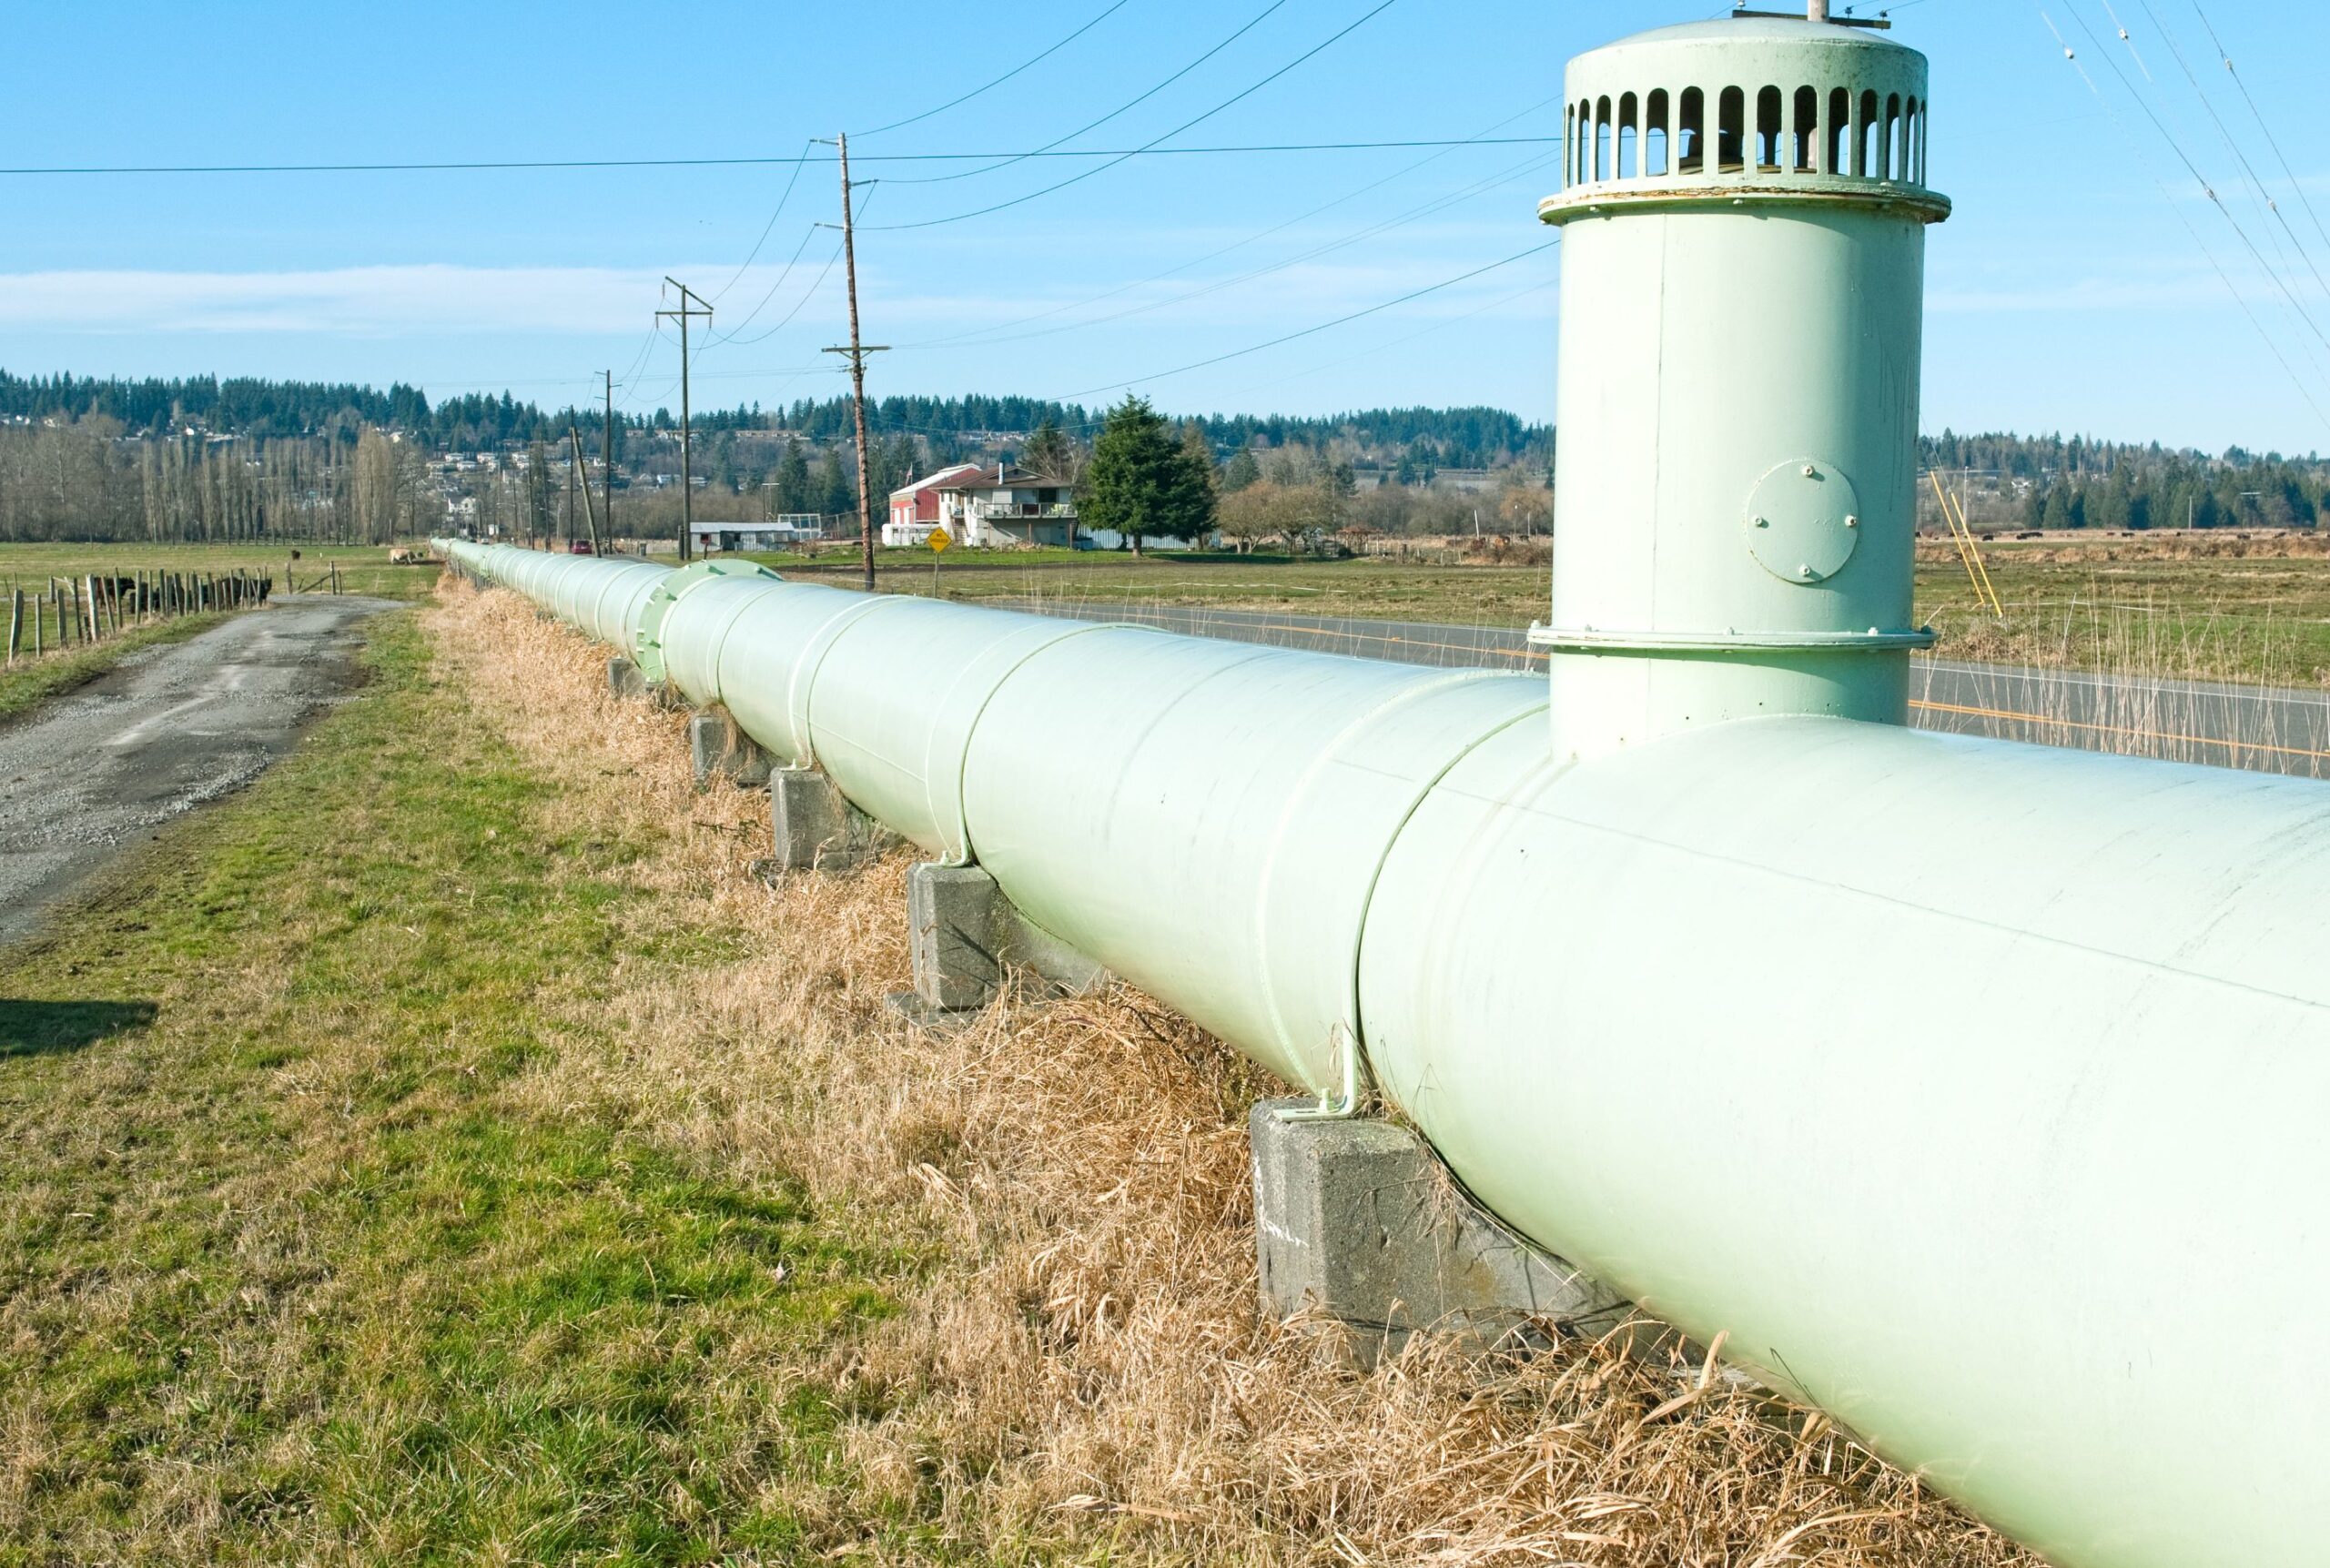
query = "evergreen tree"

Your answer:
(816, 448), (855, 519)
(1222, 440), (1261, 492)
(775, 438), (812, 515)
(1080, 397), (1215, 555)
